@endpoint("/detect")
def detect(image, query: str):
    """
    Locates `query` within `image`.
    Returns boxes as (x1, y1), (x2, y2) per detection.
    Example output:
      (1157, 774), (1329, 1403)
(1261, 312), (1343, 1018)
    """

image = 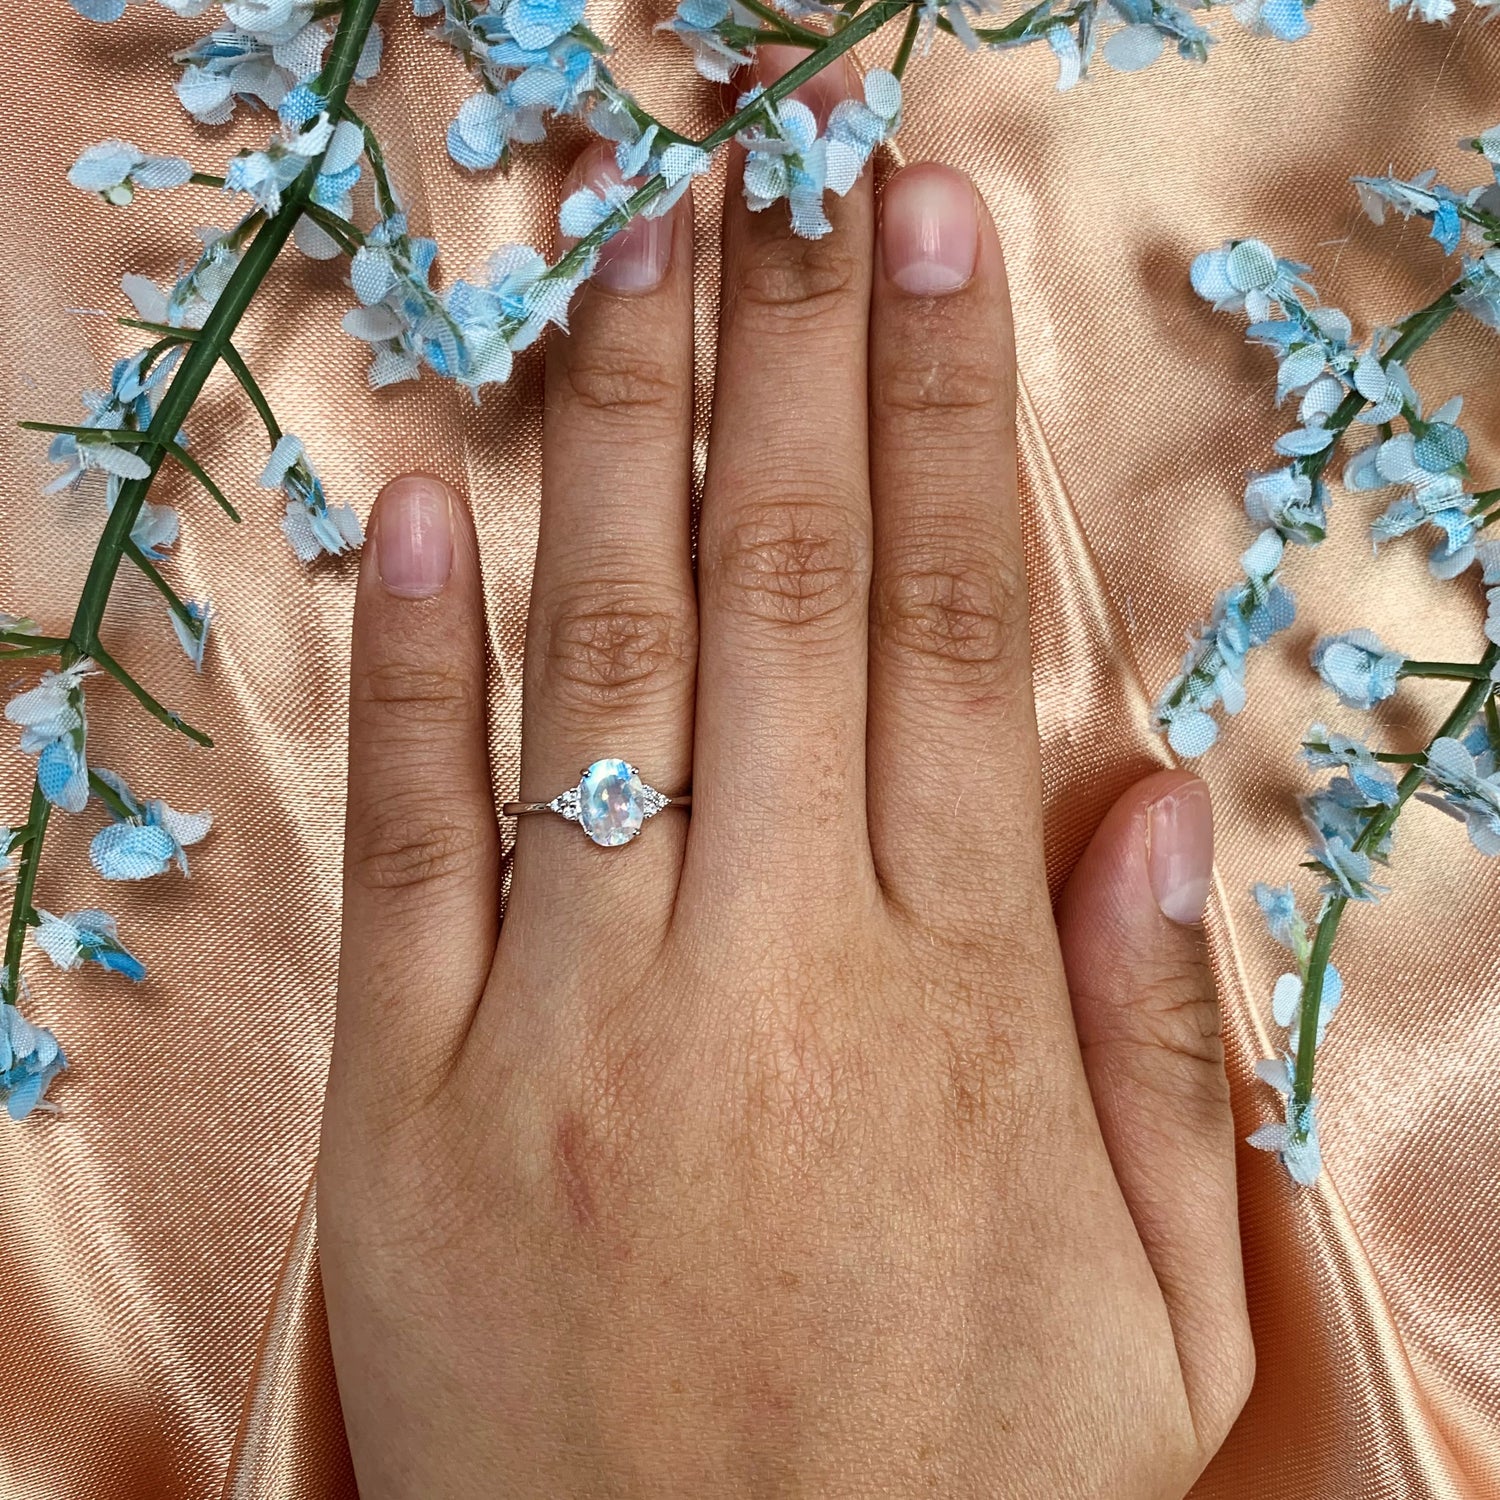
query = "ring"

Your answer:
(503, 758), (690, 848)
